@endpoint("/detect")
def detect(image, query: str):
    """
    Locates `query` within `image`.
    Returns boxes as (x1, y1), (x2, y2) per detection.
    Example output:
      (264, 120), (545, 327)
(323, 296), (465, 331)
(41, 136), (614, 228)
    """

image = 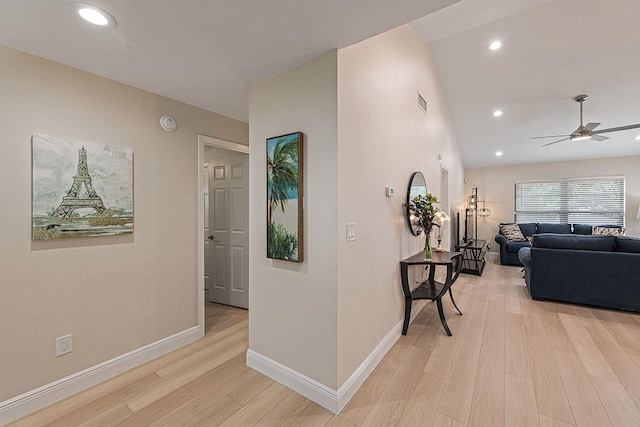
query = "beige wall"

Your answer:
(248, 26), (465, 394)
(465, 155), (640, 252)
(0, 45), (248, 402)
(248, 51), (340, 388)
(336, 26), (465, 386)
